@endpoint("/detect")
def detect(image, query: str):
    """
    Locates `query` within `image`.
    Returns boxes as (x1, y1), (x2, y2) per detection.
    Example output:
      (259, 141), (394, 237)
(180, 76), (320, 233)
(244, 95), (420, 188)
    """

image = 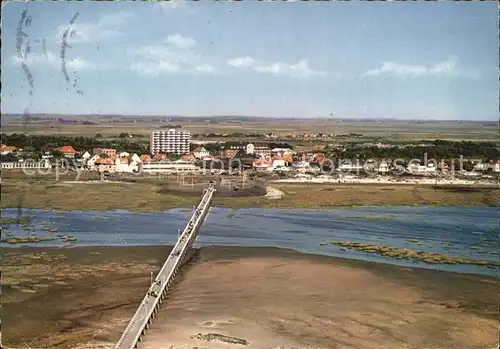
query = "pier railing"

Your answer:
(114, 185), (216, 349)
